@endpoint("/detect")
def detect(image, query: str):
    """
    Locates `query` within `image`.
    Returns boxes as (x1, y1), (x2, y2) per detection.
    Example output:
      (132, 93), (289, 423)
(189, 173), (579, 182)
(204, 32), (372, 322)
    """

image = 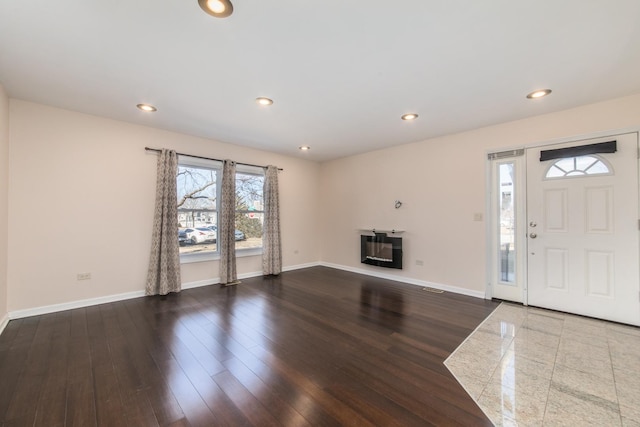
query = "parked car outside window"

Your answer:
(203, 226), (245, 241)
(181, 227), (216, 245)
(178, 229), (188, 246)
